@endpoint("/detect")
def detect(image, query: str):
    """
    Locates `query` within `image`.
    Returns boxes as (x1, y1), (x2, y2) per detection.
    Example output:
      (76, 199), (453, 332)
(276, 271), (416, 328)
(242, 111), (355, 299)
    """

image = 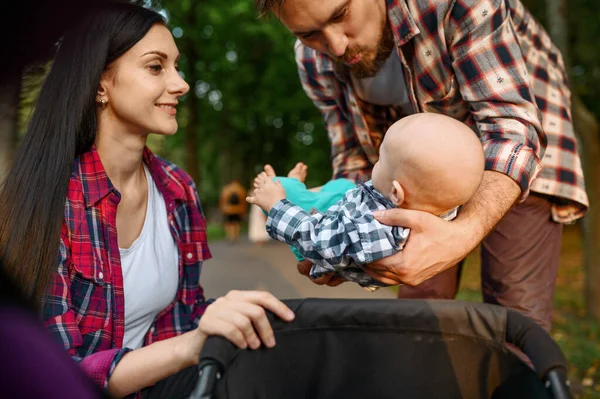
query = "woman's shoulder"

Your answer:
(149, 155), (202, 207)
(153, 155), (195, 188)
